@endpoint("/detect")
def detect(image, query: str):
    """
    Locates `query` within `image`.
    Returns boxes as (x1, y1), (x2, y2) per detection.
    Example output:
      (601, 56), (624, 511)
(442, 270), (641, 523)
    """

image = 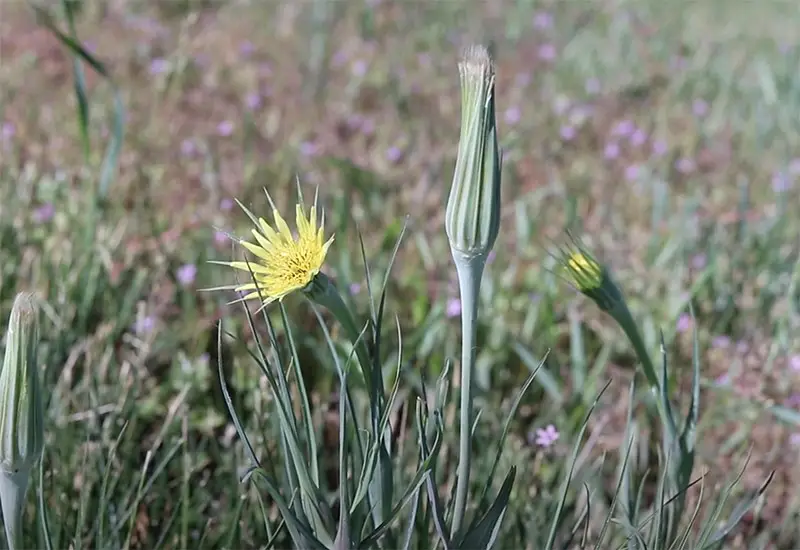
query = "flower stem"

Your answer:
(0, 469), (29, 550)
(450, 250), (486, 538)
